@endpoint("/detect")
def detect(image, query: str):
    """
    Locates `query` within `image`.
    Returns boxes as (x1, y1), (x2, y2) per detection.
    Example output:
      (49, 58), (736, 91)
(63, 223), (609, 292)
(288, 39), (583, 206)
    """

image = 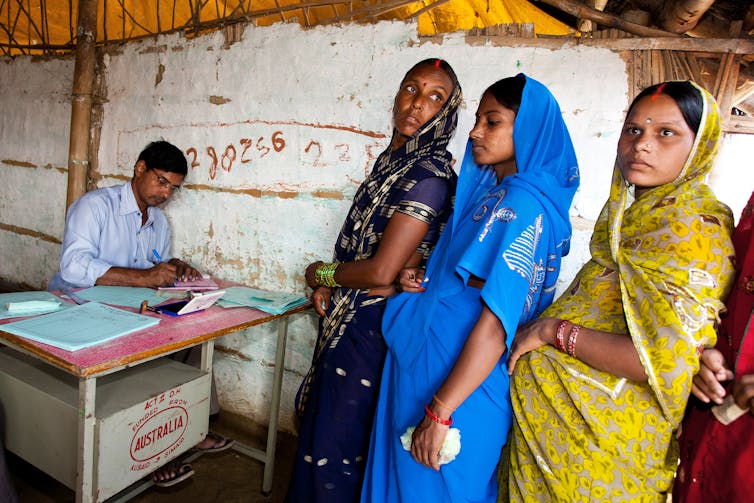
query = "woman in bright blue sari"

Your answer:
(361, 75), (580, 502)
